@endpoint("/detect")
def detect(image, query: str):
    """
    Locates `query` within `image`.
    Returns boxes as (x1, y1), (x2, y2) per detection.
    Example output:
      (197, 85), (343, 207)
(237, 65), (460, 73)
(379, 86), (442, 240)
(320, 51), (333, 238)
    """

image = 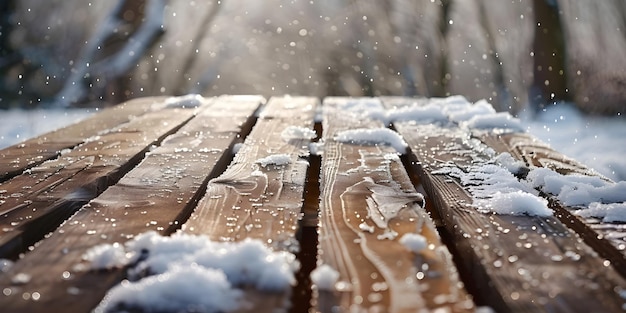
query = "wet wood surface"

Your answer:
(0, 97), (164, 183)
(182, 96), (317, 313)
(1, 95), (626, 313)
(317, 97), (474, 313)
(0, 96), (261, 312)
(386, 97), (626, 312)
(0, 99), (198, 260)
